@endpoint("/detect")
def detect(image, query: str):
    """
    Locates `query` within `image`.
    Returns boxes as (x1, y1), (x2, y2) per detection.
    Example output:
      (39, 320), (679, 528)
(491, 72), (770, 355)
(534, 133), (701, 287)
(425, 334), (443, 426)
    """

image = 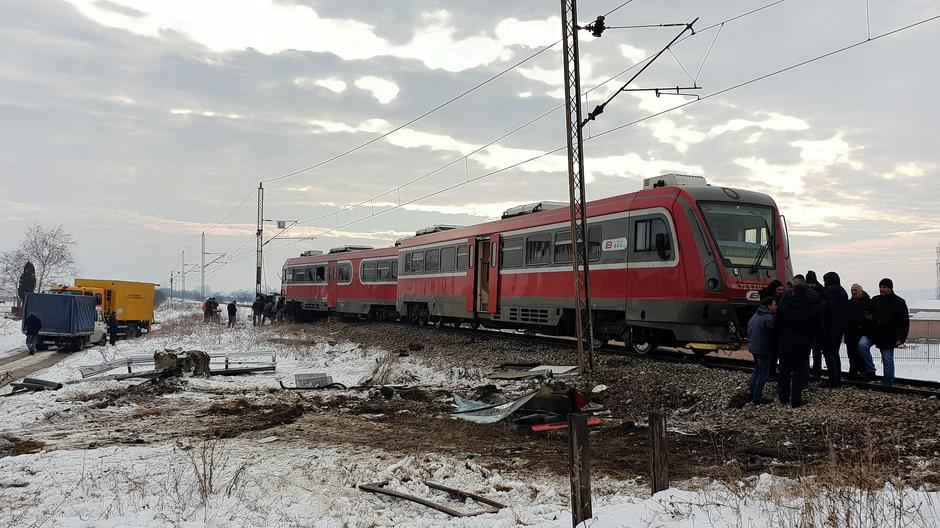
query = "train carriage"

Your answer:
(395, 176), (791, 350)
(282, 245), (399, 320)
